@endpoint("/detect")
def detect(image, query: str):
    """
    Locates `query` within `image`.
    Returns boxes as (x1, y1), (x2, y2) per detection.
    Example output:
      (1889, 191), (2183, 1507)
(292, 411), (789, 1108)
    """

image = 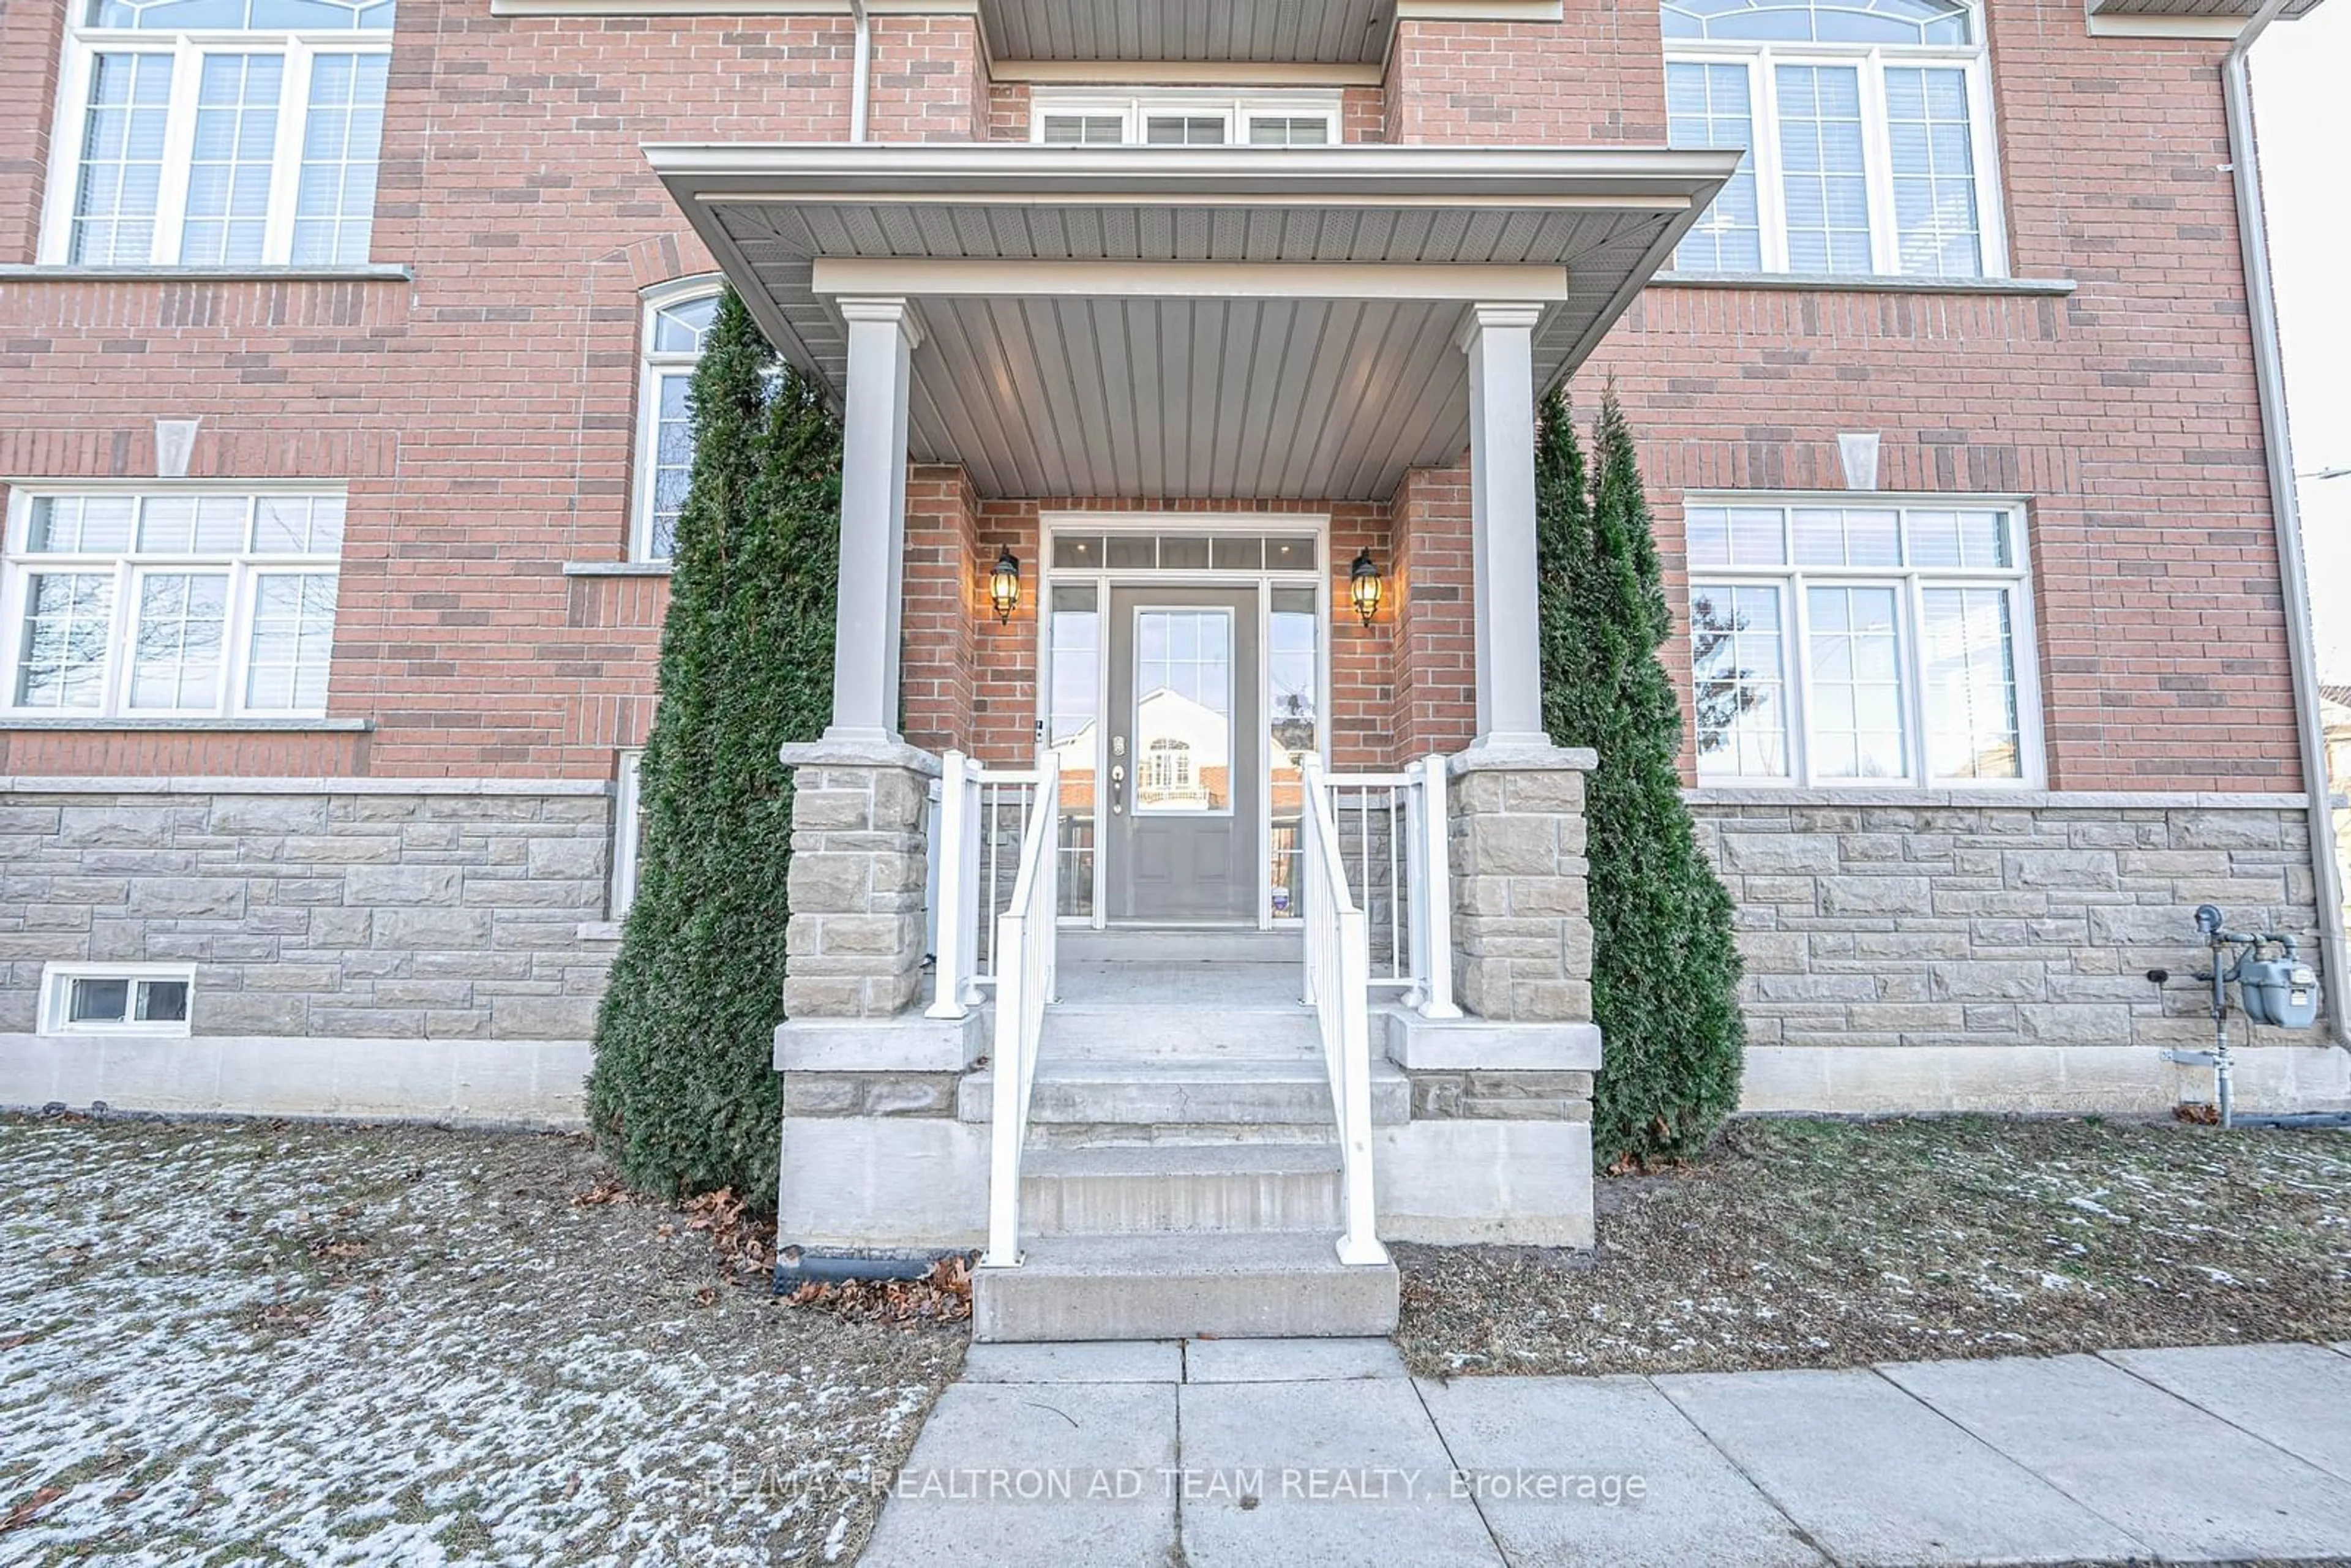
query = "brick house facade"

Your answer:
(0, 0), (2341, 1130)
